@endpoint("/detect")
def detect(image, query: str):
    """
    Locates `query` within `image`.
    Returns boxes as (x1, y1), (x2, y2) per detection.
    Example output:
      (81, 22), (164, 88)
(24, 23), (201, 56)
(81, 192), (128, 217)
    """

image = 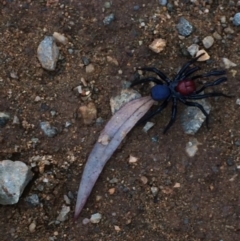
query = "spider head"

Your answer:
(151, 85), (170, 101)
